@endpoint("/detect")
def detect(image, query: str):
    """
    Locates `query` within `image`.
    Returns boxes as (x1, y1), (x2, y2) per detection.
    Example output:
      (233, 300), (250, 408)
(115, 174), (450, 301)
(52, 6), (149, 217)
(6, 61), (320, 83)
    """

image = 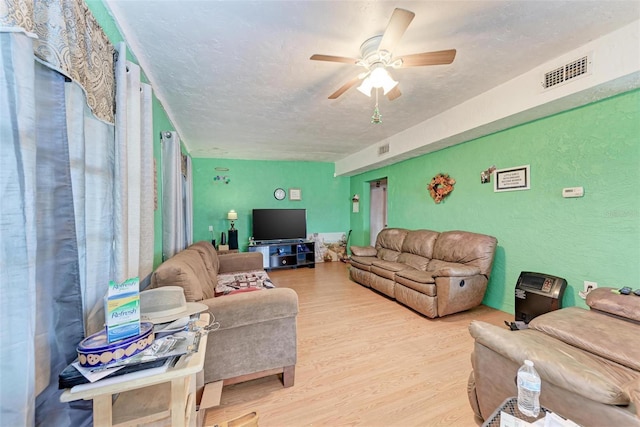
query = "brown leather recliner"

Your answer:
(468, 288), (640, 426)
